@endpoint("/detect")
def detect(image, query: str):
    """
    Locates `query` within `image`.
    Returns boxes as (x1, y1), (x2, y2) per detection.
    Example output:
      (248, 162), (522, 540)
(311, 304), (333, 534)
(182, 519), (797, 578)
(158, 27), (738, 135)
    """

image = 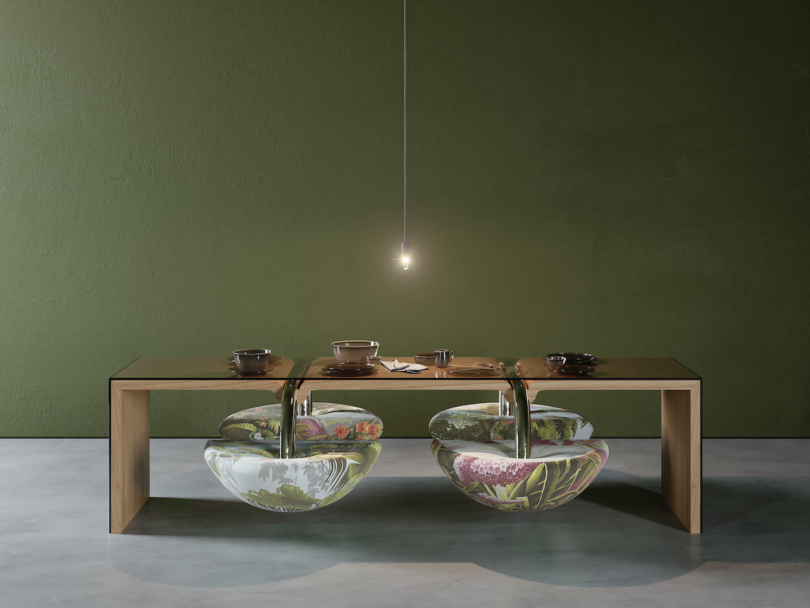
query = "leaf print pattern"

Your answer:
(432, 438), (608, 512)
(218, 402), (384, 442)
(429, 403), (593, 442)
(204, 439), (382, 512)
